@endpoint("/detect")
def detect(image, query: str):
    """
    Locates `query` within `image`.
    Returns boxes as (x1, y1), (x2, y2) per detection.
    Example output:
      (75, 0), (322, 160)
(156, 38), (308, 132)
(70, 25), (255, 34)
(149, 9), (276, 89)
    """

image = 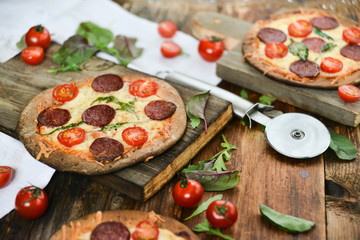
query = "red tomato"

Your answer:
(25, 25), (51, 49)
(57, 127), (86, 147)
(122, 127), (148, 146)
(161, 40), (182, 58)
(172, 179), (204, 208)
(338, 85), (360, 102)
(343, 27), (360, 44)
(129, 80), (158, 98)
(132, 220), (159, 240)
(0, 166), (13, 188)
(288, 20), (313, 38)
(198, 37), (224, 62)
(52, 84), (79, 102)
(320, 57), (343, 73)
(21, 46), (44, 65)
(265, 43), (288, 59)
(206, 199), (238, 228)
(15, 186), (48, 219)
(158, 20), (177, 38)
